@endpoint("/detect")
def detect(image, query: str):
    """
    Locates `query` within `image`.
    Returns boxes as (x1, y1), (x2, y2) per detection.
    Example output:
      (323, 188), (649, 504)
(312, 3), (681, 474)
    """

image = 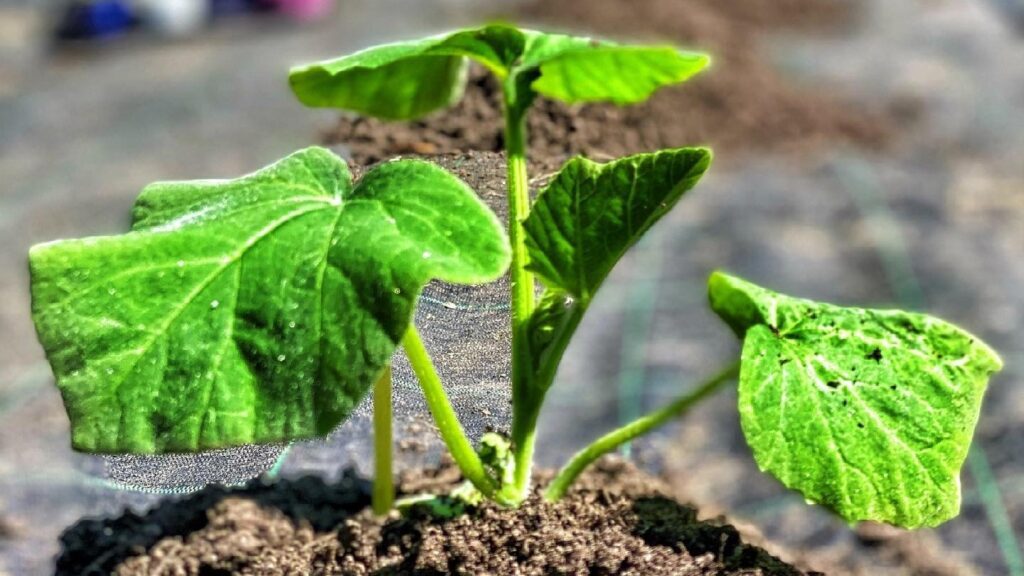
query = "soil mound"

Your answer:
(325, 0), (893, 166)
(59, 458), (810, 575)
